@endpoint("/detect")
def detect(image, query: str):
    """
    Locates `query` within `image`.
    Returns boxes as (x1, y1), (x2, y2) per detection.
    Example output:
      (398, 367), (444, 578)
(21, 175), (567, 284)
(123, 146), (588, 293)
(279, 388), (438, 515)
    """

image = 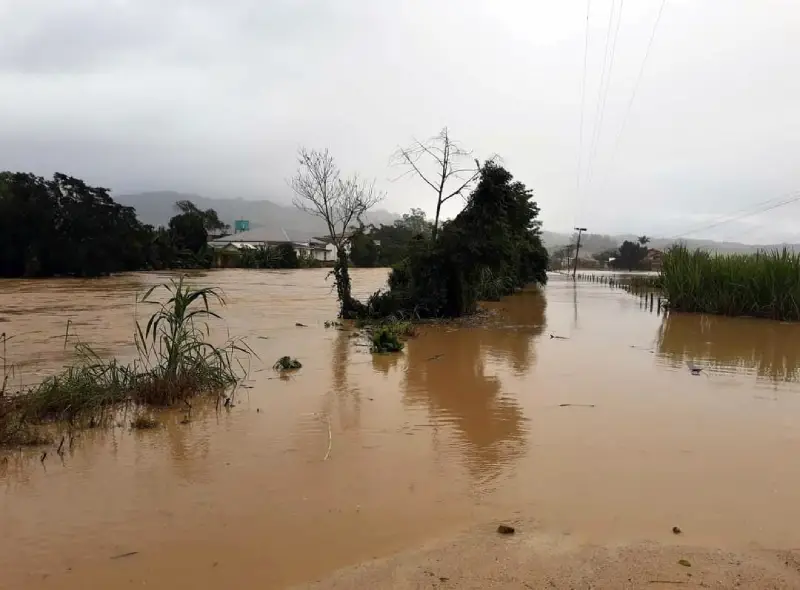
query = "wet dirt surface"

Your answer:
(3, 270), (800, 589)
